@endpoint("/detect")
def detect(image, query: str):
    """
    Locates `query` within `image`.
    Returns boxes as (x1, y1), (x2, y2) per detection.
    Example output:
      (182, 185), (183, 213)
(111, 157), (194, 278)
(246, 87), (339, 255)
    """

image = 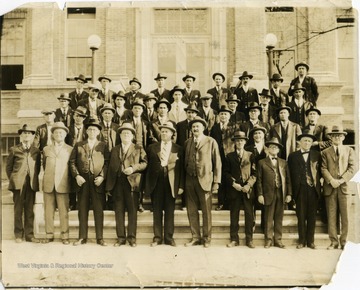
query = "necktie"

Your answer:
(161, 142), (168, 166)
(302, 151), (310, 154)
(194, 139), (198, 149)
(336, 147), (339, 157)
(75, 127), (80, 141)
